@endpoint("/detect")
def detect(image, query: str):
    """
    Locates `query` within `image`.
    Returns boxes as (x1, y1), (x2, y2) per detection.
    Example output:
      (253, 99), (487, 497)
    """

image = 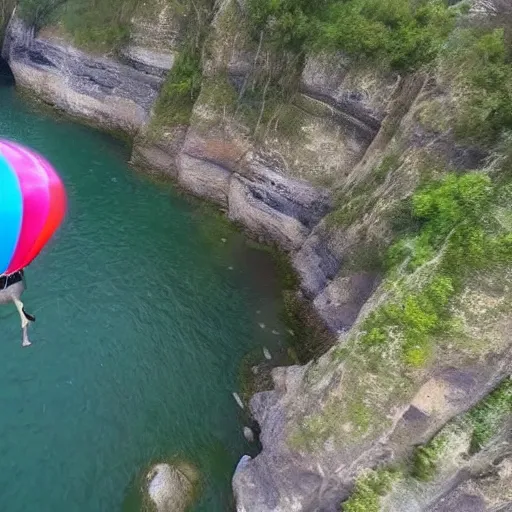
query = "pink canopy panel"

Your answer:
(0, 140), (66, 275)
